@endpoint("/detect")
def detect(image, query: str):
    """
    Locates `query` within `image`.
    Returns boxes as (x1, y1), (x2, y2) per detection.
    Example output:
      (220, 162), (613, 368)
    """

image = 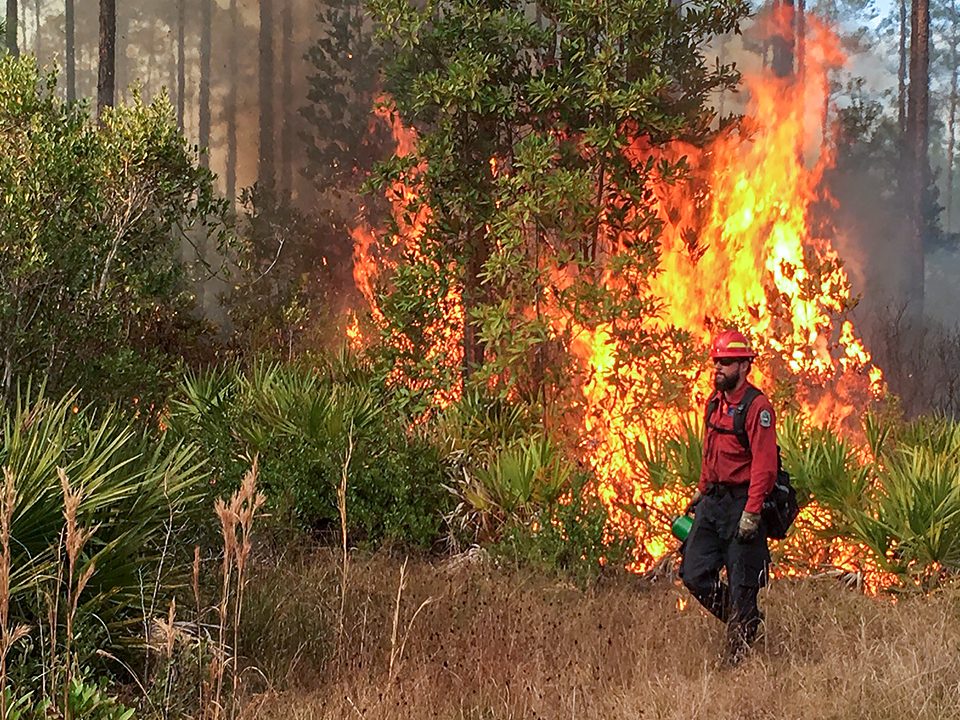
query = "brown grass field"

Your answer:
(237, 551), (960, 720)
